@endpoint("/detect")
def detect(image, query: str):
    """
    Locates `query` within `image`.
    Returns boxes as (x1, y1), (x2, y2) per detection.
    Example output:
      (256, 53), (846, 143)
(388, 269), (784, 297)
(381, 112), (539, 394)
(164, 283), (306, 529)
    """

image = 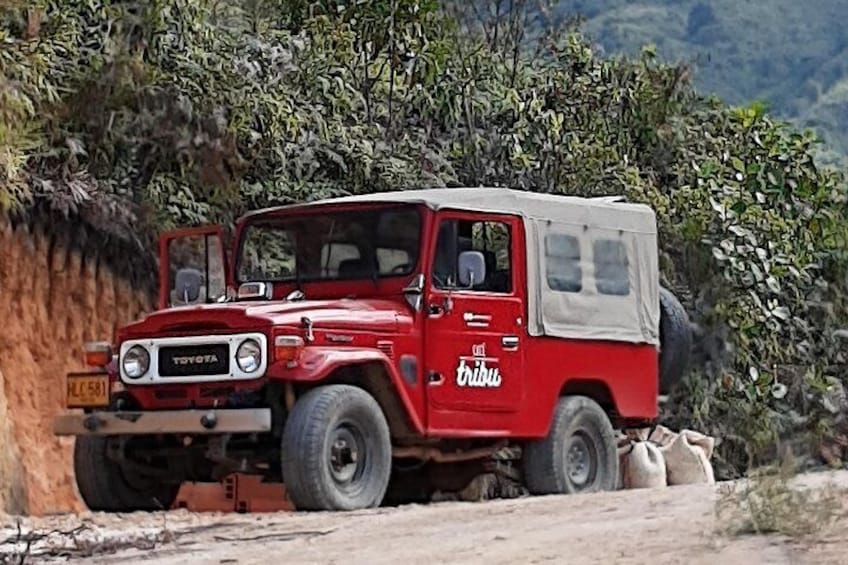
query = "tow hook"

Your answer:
(83, 415), (103, 432)
(200, 411), (218, 430)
